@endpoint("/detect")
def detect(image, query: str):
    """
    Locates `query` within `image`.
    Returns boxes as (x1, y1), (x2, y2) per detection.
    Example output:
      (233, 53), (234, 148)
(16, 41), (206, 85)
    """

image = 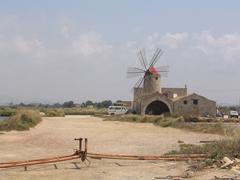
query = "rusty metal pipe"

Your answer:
(80, 138), (83, 152)
(0, 154), (75, 165)
(84, 138), (88, 154)
(87, 153), (207, 158)
(0, 155), (79, 169)
(87, 153), (207, 161)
